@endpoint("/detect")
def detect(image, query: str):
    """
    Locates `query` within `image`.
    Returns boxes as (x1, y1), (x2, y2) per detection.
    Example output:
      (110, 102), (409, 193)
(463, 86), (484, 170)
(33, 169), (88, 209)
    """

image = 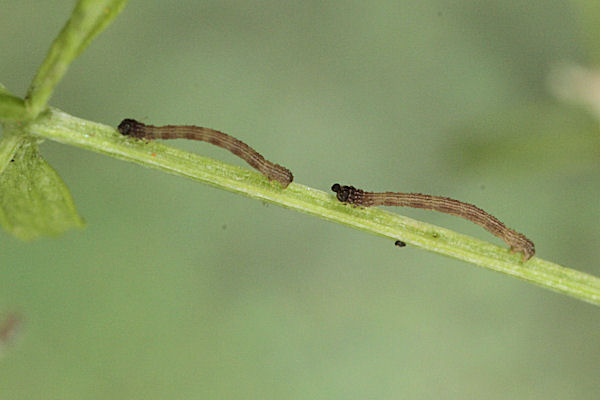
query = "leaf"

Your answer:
(0, 137), (85, 240)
